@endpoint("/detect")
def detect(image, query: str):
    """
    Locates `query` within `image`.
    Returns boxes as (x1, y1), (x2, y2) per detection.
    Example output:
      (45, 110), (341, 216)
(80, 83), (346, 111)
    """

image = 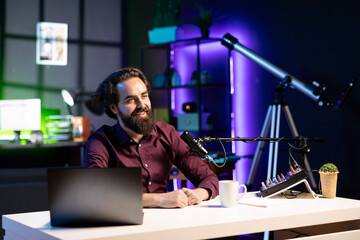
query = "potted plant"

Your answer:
(186, 6), (213, 38)
(319, 163), (339, 198)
